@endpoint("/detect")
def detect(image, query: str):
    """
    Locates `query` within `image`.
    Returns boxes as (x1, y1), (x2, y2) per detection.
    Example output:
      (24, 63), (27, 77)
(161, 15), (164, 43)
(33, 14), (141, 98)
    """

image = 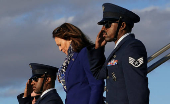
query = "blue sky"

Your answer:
(0, 0), (170, 104)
